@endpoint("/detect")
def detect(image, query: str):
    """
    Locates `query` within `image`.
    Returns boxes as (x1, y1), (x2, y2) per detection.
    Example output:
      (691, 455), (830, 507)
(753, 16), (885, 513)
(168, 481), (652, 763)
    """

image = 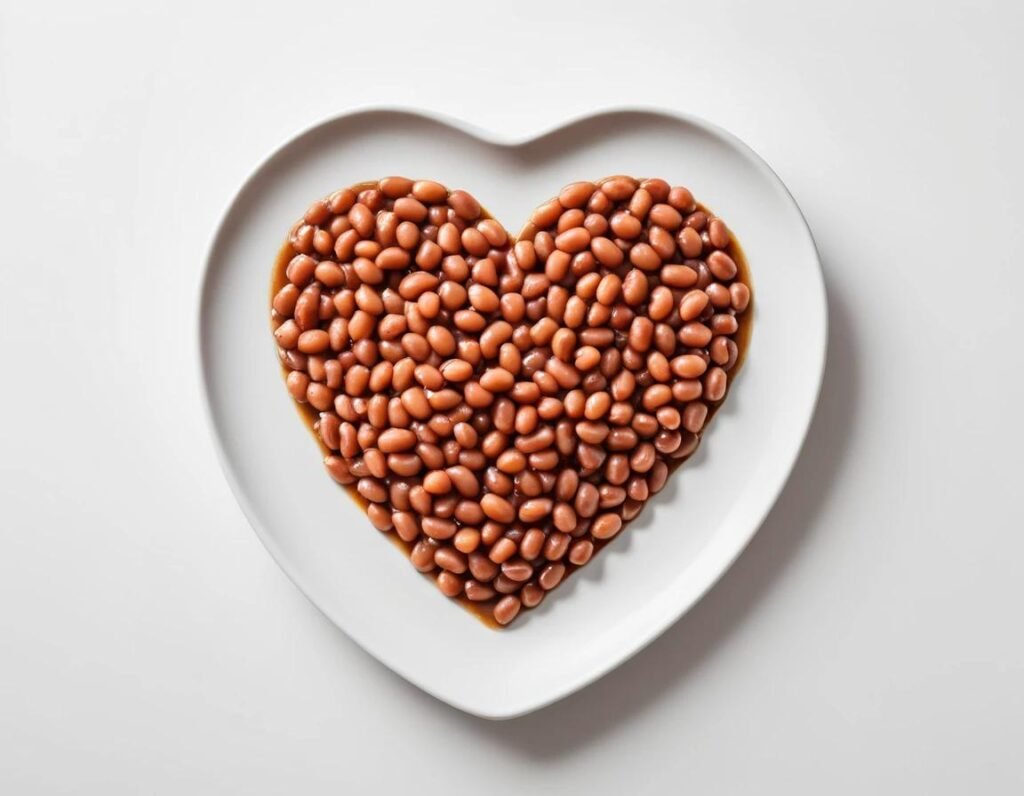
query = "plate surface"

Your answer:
(198, 108), (826, 718)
